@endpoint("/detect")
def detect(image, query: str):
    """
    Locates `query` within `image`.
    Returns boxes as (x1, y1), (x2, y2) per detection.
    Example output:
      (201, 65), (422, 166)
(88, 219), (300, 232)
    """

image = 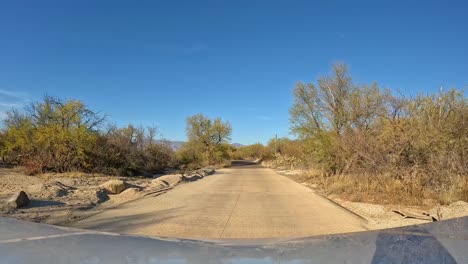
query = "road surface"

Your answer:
(72, 161), (366, 239)
(3, 216), (467, 263)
